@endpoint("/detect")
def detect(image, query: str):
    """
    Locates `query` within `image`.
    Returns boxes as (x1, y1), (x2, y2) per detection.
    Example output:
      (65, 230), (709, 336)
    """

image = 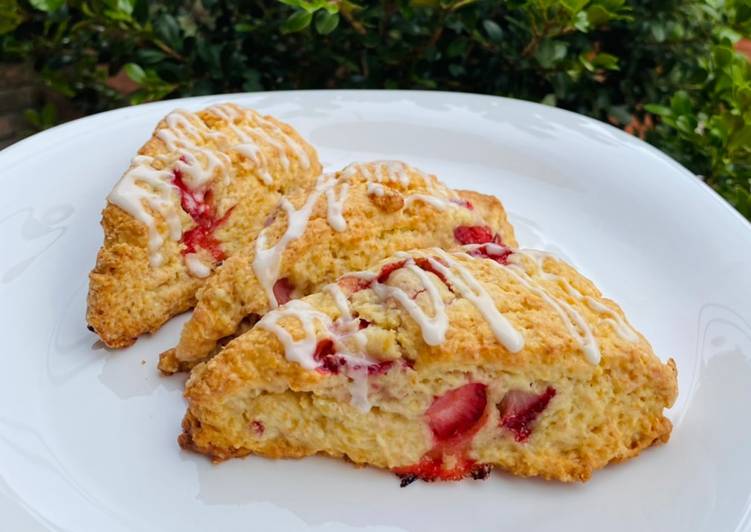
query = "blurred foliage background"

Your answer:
(1, 0), (750, 219)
